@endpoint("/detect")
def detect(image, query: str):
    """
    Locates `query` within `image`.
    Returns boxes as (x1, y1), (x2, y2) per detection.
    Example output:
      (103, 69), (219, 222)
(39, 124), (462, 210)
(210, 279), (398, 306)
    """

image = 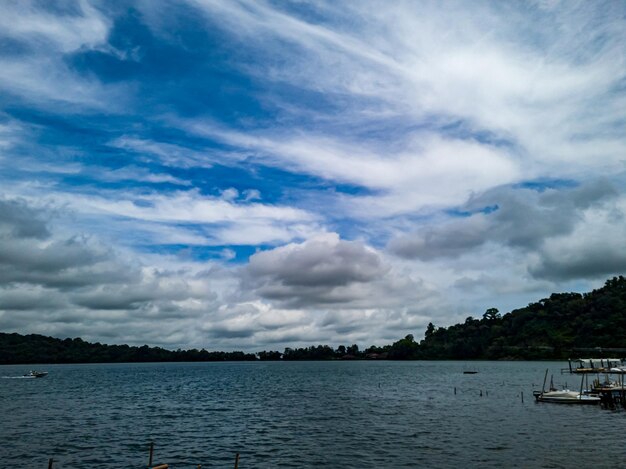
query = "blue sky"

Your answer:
(1, 0), (625, 350)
